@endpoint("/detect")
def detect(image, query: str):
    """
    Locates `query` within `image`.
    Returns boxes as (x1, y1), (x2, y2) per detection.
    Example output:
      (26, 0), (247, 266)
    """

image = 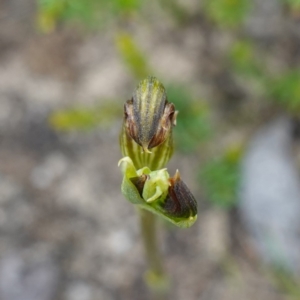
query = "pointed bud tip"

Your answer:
(174, 169), (180, 180)
(142, 145), (152, 154)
